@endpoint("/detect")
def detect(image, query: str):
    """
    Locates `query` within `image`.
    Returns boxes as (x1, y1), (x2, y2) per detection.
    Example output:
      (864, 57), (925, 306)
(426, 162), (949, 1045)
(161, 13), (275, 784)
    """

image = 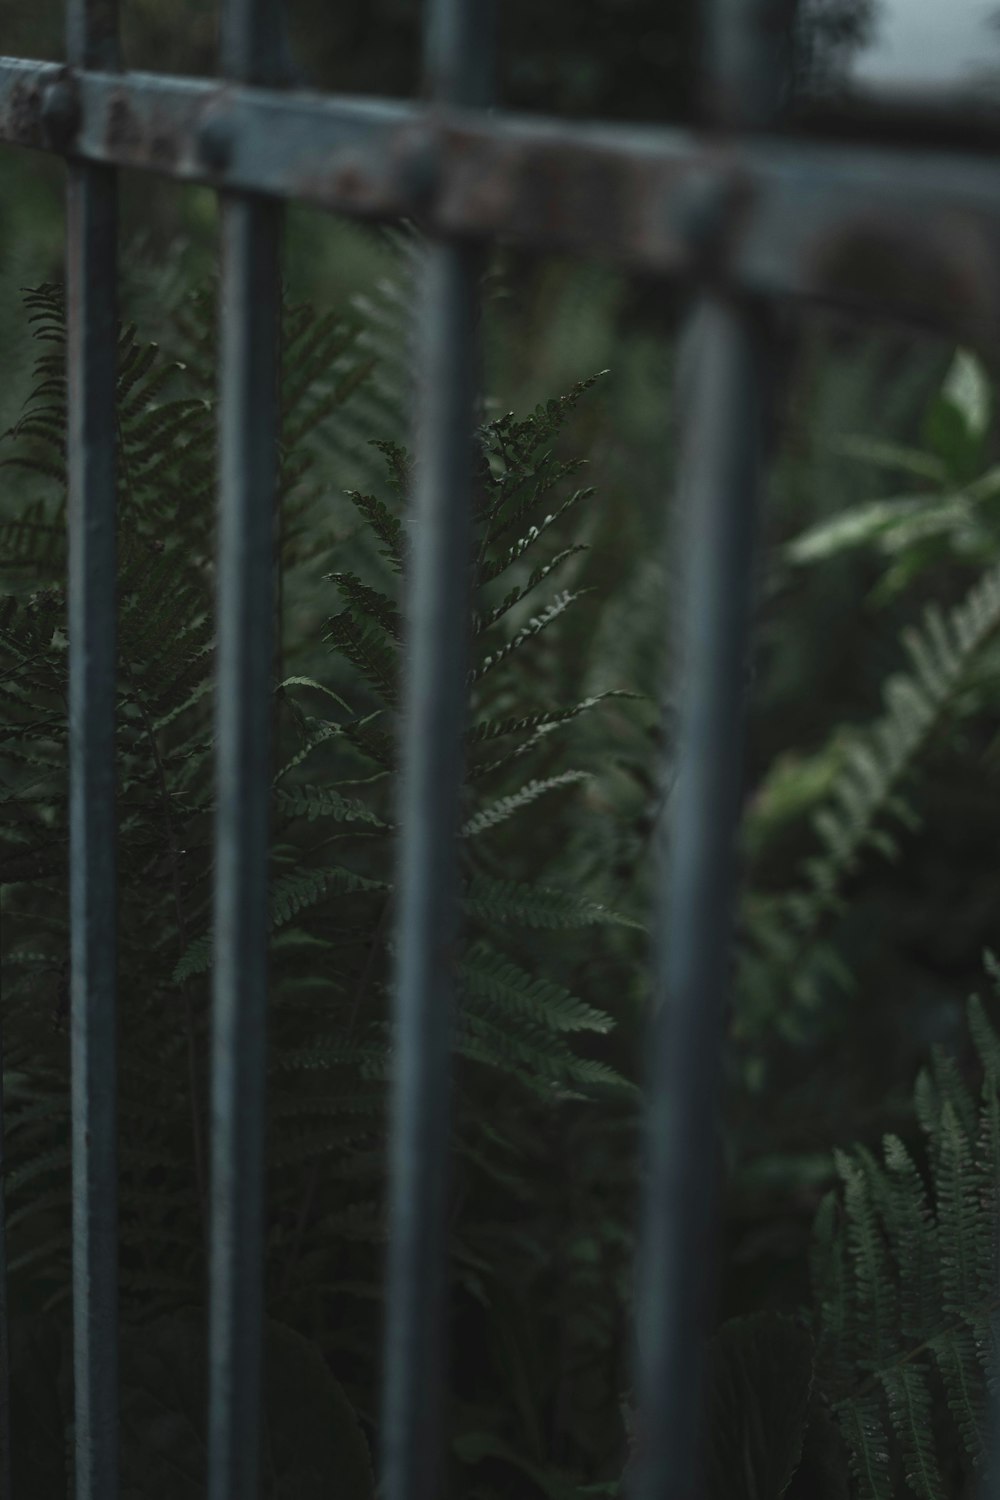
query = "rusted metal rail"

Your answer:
(3, 58), (1000, 340)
